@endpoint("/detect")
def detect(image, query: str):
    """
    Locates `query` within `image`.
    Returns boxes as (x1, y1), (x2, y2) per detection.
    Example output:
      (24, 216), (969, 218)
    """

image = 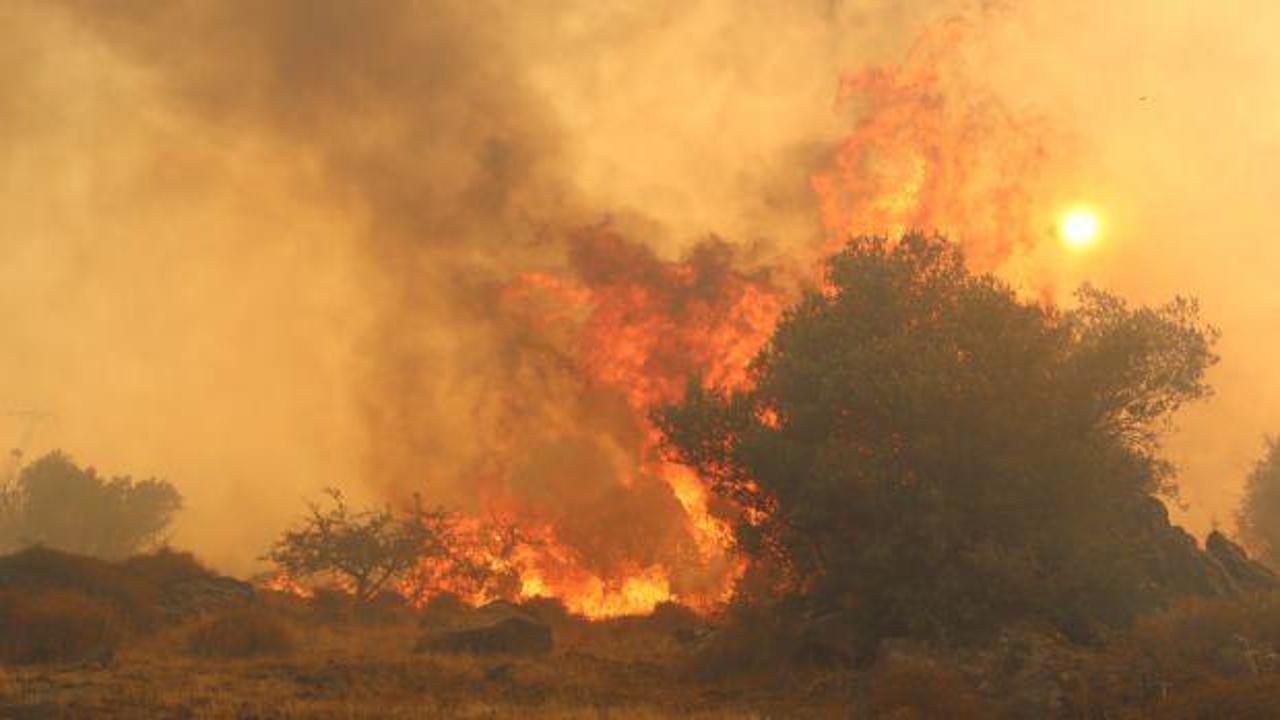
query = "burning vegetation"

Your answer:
(5, 0), (1280, 716)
